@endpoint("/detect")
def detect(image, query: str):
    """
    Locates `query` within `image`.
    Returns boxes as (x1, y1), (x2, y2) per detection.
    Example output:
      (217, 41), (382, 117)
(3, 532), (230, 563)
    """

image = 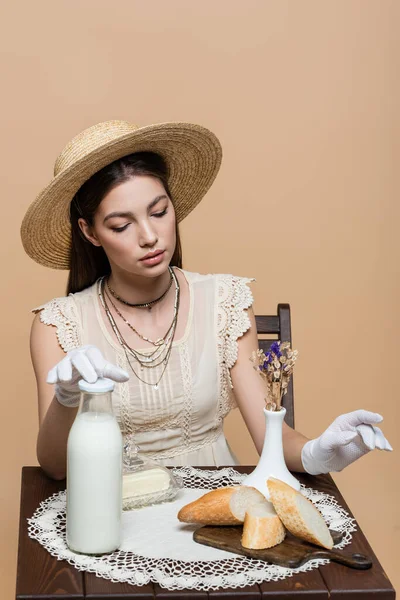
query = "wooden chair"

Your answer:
(255, 304), (295, 428)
